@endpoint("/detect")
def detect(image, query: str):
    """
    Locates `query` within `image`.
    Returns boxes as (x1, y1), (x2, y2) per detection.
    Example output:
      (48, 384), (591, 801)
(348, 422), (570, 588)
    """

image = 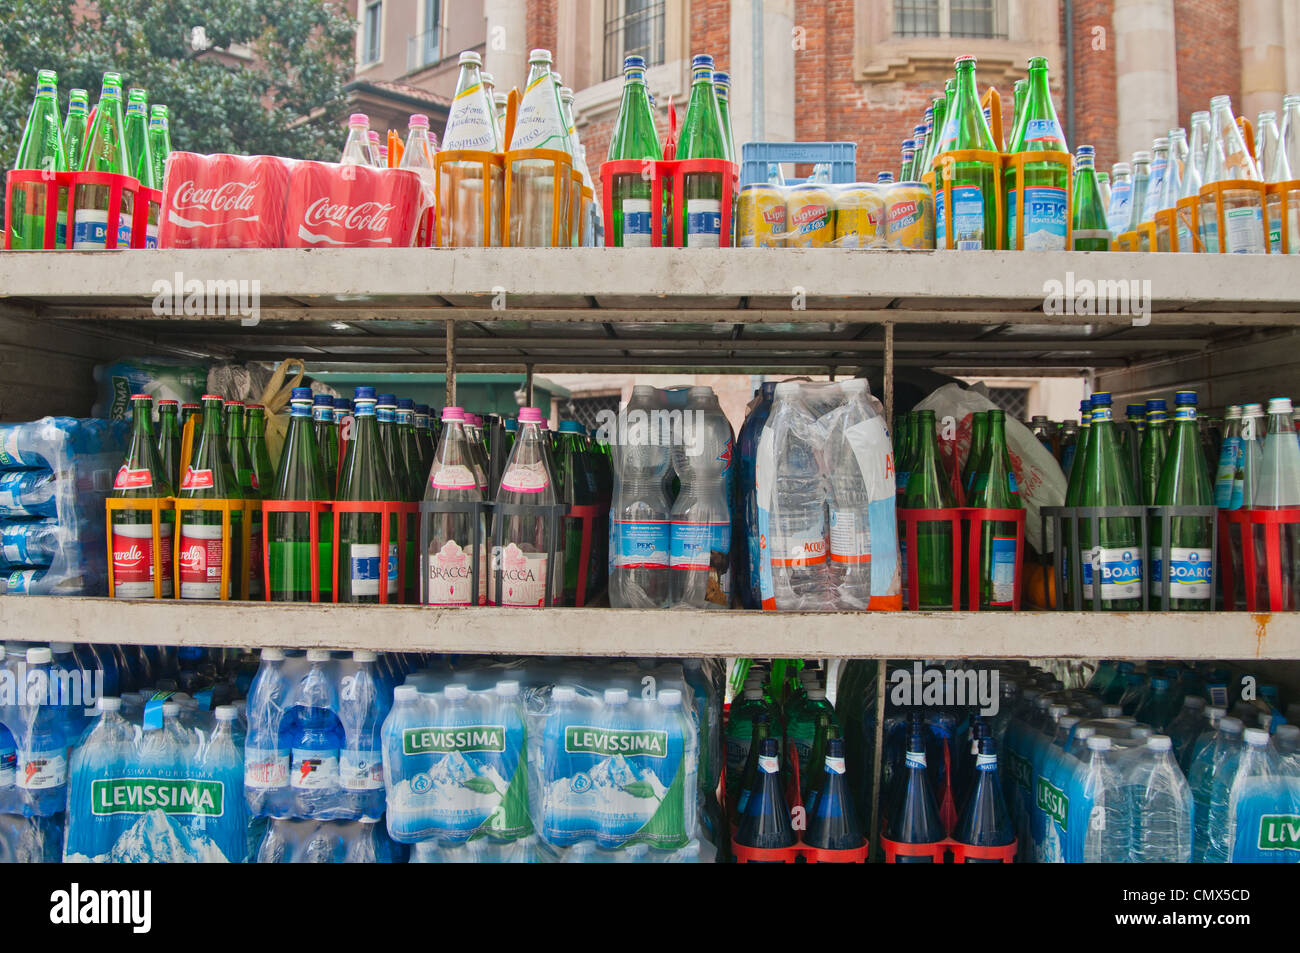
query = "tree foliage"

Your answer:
(1, 0), (357, 174)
